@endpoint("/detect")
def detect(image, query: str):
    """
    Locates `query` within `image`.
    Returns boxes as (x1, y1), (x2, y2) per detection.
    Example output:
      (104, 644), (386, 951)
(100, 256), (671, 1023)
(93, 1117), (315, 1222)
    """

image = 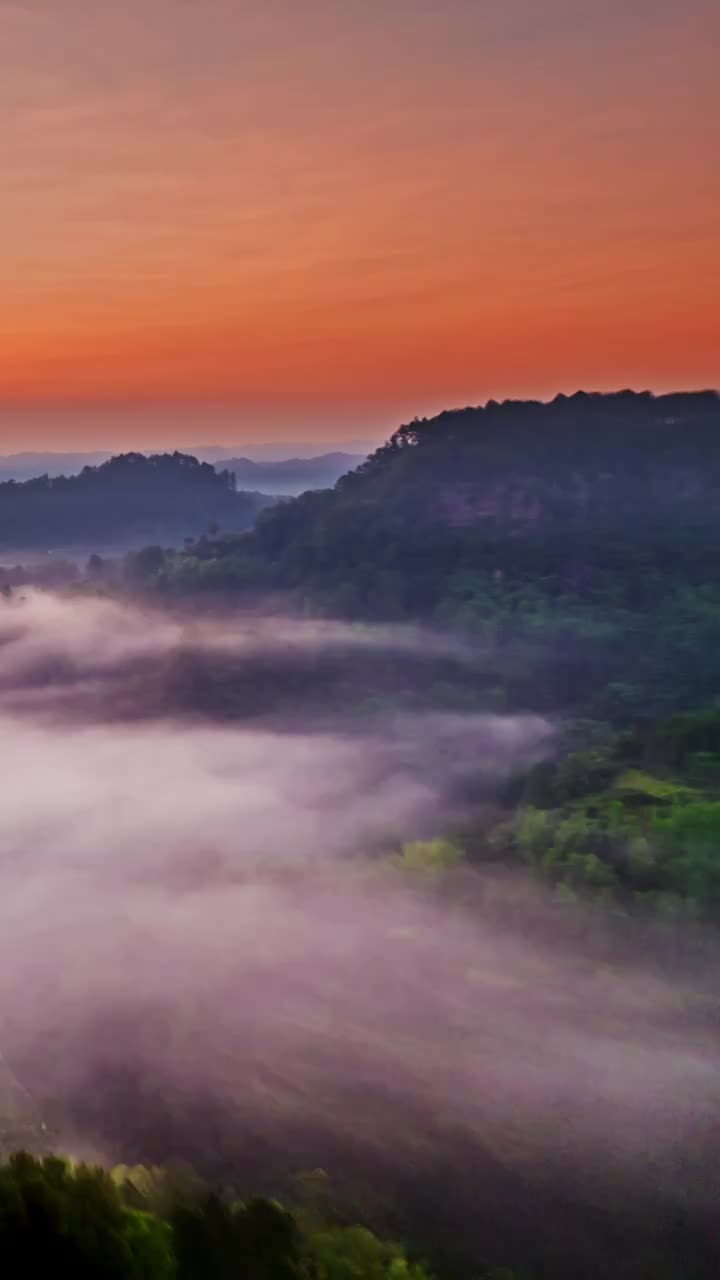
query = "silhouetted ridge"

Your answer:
(353, 389), (720, 475)
(0, 450), (275, 549)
